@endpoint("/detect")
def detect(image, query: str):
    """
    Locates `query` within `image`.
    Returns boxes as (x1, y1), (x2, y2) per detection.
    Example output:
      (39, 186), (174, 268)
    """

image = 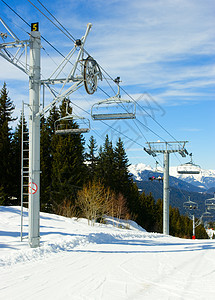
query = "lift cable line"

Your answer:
(11, 0), (188, 149)
(0, 0), (75, 62)
(35, 0), (76, 42)
(1, 17), (143, 247)
(21, 0), (187, 147)
(1, 2), (192, 172)
(0, 0), (31, 28)
(26, 0), (76, 42)
(1, 5), (199, 238)
(144, 141), (188, 235)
